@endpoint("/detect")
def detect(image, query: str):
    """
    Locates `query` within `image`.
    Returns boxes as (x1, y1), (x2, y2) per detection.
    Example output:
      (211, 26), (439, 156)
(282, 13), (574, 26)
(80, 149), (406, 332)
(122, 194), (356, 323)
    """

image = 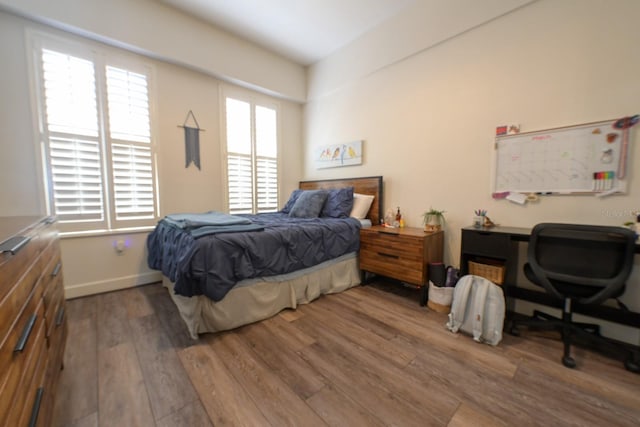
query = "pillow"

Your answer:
(350, 193), (375, 219)
(289, 190), (329, 218)
(321, 187), (354, 218)
(281, 189), (303, 213)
